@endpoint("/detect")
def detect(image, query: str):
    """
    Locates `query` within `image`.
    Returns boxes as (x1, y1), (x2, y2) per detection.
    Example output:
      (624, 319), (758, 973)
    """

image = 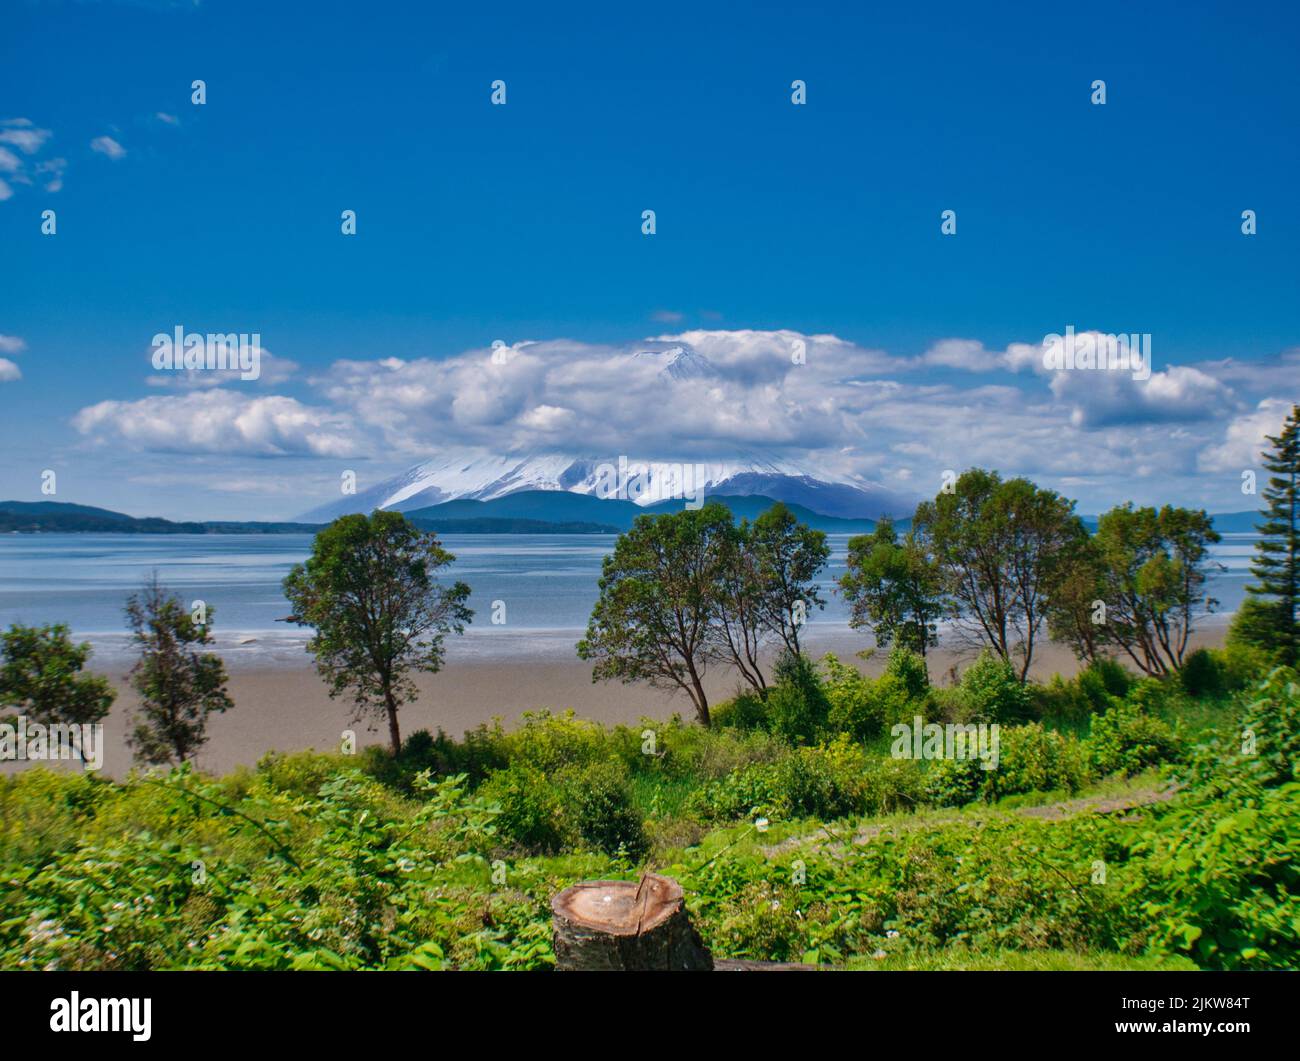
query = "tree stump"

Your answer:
(551, 874), (714, 971)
